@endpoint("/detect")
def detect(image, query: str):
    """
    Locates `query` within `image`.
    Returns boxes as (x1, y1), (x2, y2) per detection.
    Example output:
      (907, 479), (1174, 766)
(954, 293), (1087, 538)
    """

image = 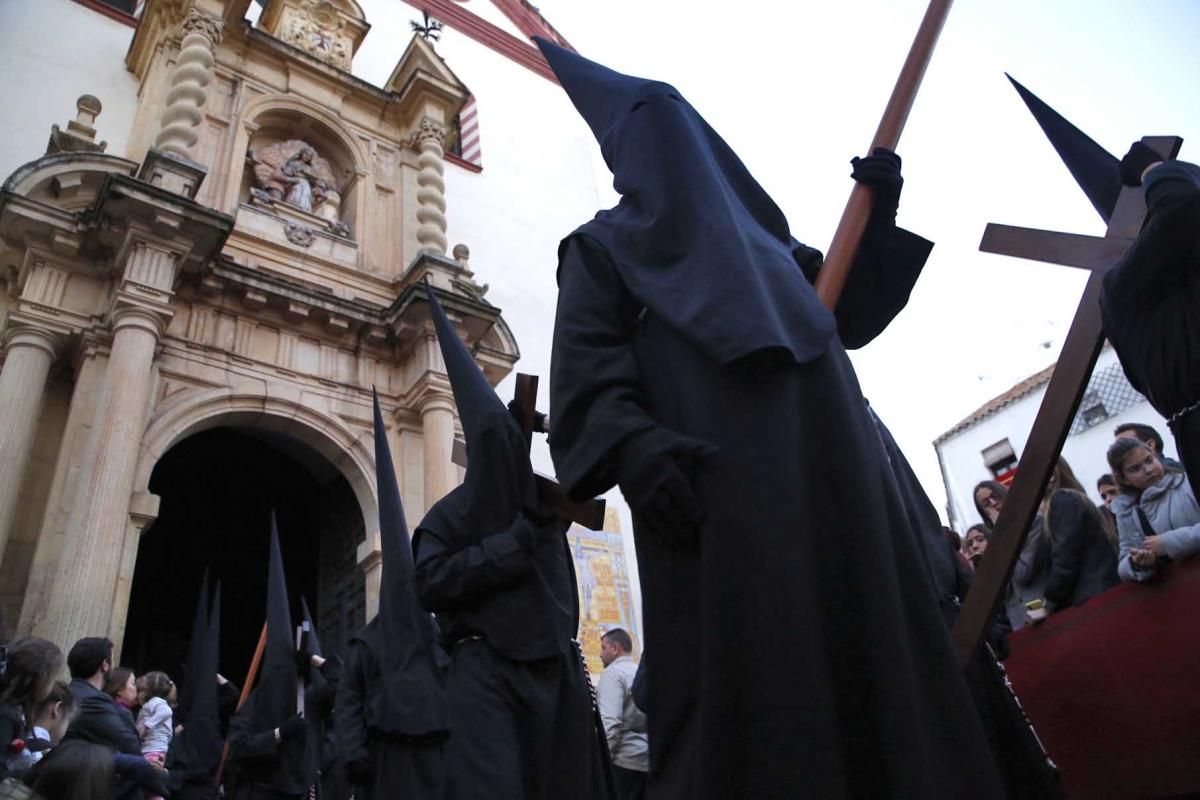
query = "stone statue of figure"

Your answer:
(281, 146), (320, 211)
(247, 139), (350, 237)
